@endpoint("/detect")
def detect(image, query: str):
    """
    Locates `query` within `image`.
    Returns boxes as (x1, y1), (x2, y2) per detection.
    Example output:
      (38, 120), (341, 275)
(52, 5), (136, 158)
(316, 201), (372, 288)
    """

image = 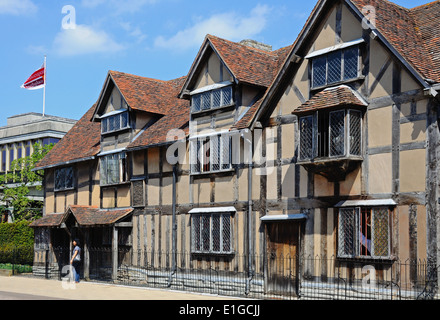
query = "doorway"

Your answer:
(265, 221), (301, 297)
